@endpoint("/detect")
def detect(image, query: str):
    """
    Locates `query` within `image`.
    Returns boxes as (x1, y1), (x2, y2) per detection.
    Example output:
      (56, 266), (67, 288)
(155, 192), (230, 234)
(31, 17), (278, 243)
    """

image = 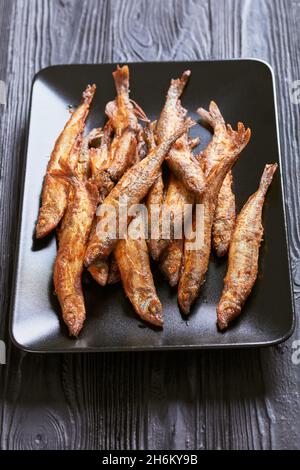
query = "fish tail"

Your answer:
(113, 65), (129, 95)
(168, 70), (191, 98)
(217, 298), (241, 331)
